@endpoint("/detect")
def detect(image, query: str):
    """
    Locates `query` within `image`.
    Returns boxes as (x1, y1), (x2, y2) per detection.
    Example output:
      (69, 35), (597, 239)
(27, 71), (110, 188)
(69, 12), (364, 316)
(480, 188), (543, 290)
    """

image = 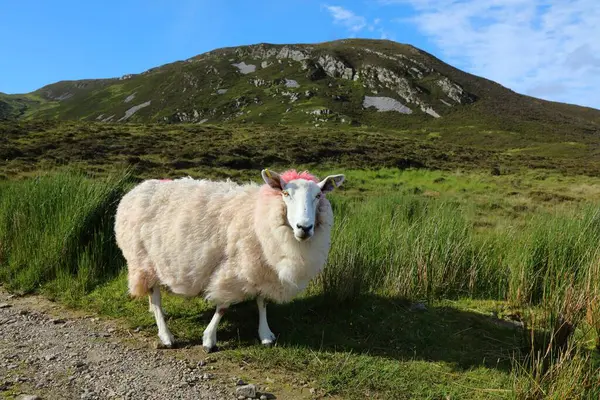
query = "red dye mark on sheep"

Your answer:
(280, 169), (319, 183)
